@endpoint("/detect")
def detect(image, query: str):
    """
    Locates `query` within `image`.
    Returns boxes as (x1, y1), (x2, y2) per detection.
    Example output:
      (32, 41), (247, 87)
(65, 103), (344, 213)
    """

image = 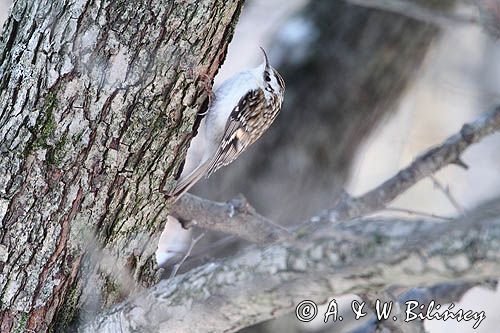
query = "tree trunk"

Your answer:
(0, 0), (244, 331)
